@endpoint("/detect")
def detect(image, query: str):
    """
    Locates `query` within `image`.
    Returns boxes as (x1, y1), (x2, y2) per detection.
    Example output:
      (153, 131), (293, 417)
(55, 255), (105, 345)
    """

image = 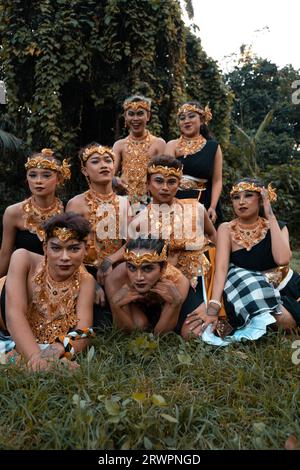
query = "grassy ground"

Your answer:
(0, 329), (299, 450)
(0, 254), (299, 451)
